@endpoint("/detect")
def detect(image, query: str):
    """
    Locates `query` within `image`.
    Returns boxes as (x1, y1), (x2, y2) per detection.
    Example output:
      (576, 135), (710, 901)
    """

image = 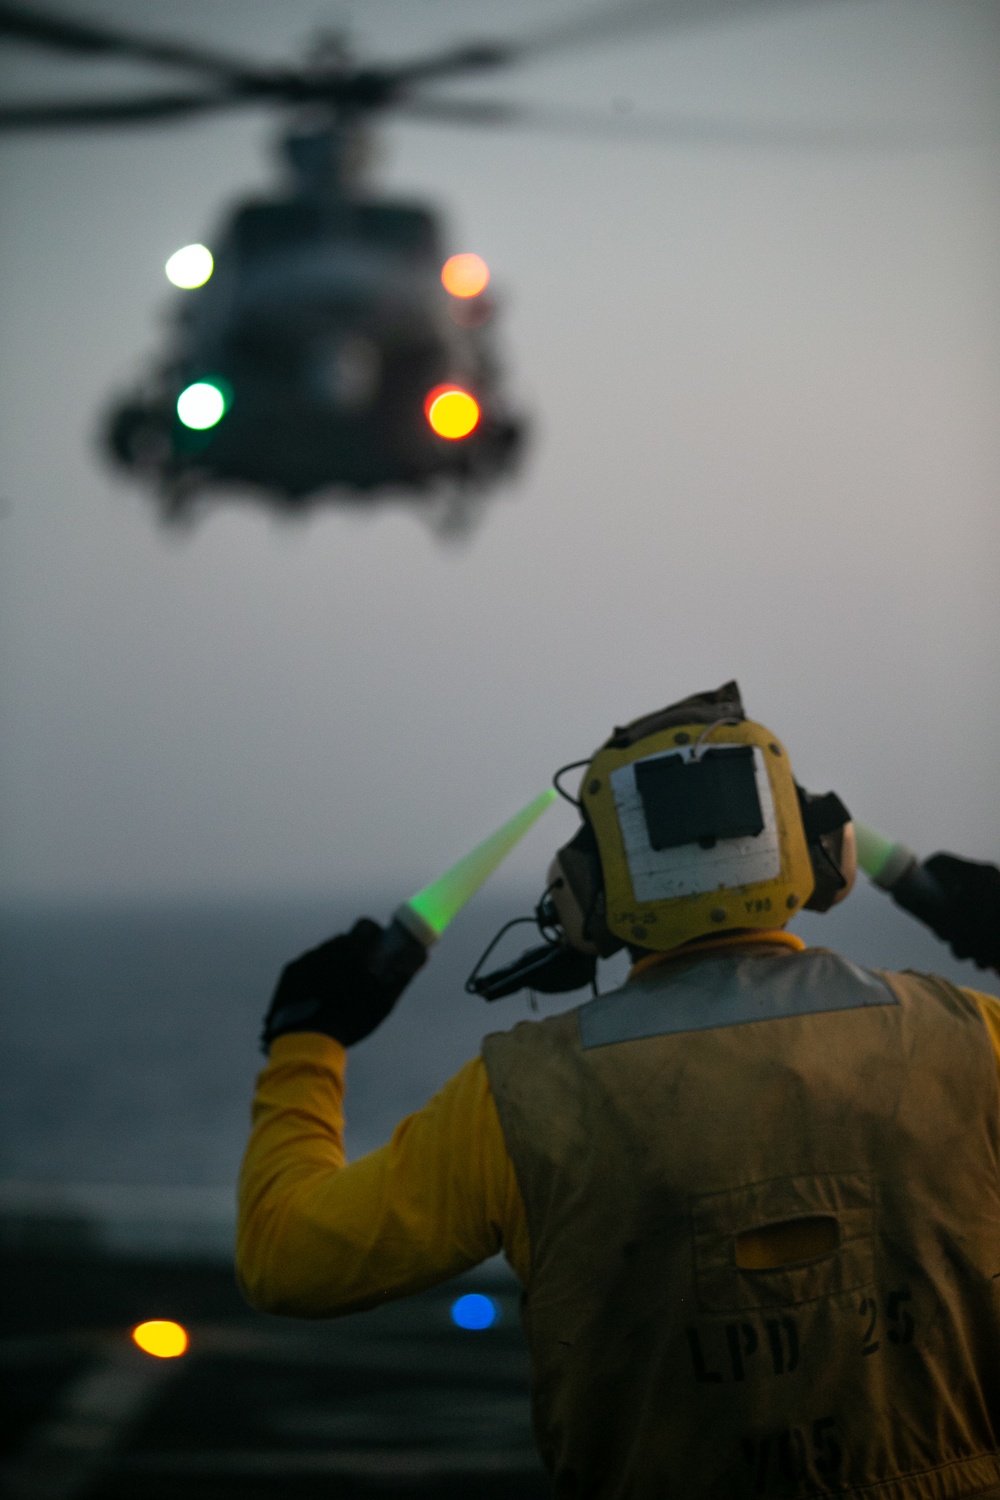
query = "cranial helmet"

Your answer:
(547, 681), (856, 958)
